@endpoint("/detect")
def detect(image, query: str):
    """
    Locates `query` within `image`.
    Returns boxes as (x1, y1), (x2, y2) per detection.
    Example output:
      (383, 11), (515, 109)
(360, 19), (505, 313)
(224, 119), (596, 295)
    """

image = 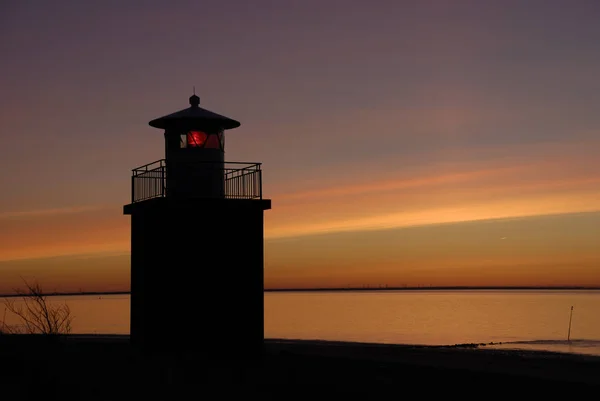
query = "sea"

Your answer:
(1, 290), (599, 357)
